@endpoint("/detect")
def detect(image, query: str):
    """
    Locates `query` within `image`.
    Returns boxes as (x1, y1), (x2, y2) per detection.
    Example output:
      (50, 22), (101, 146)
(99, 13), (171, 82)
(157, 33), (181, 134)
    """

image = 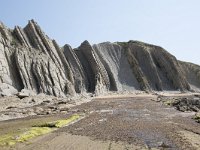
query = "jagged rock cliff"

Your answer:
(0, 20), (199, 97)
